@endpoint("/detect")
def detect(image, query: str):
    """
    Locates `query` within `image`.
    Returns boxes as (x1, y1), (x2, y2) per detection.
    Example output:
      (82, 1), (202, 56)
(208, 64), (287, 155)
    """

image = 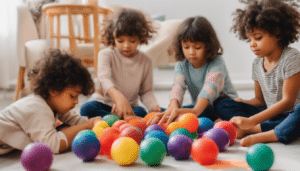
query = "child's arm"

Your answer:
(59, 117), (101, 152)
(235, 81), (266, 107)
(107, 87), (134, 119)
(231, 72), (300, 130)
